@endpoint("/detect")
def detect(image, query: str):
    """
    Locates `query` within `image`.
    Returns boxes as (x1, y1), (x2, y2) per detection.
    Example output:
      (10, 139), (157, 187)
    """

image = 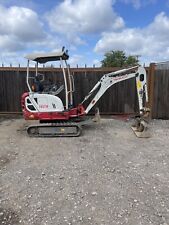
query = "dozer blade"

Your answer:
(131, 118), (151, 138)
(27, 123), (82, 137)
